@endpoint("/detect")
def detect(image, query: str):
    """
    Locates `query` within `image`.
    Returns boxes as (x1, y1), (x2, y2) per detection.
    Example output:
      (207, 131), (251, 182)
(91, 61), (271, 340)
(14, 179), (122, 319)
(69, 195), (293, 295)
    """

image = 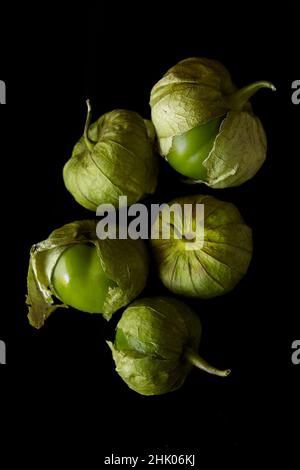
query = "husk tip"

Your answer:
(86, 98), (91, 112)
